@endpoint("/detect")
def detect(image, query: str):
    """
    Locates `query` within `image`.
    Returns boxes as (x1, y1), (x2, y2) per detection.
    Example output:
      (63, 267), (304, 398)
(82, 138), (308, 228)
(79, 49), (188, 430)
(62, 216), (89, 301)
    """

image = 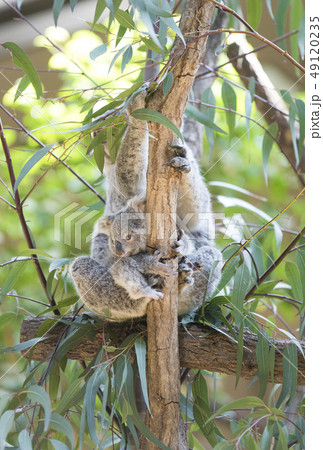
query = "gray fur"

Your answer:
(71, 90), (222, 320)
